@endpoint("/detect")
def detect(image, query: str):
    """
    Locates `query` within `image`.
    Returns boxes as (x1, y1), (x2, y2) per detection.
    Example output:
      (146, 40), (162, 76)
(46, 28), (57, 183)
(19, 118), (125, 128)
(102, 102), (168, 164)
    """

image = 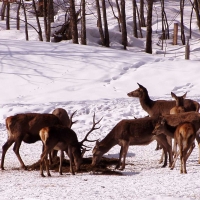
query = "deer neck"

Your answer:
(99, 131), (118, 154)
(139, 93), (154, 115)
(164, 123), (176, 138)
